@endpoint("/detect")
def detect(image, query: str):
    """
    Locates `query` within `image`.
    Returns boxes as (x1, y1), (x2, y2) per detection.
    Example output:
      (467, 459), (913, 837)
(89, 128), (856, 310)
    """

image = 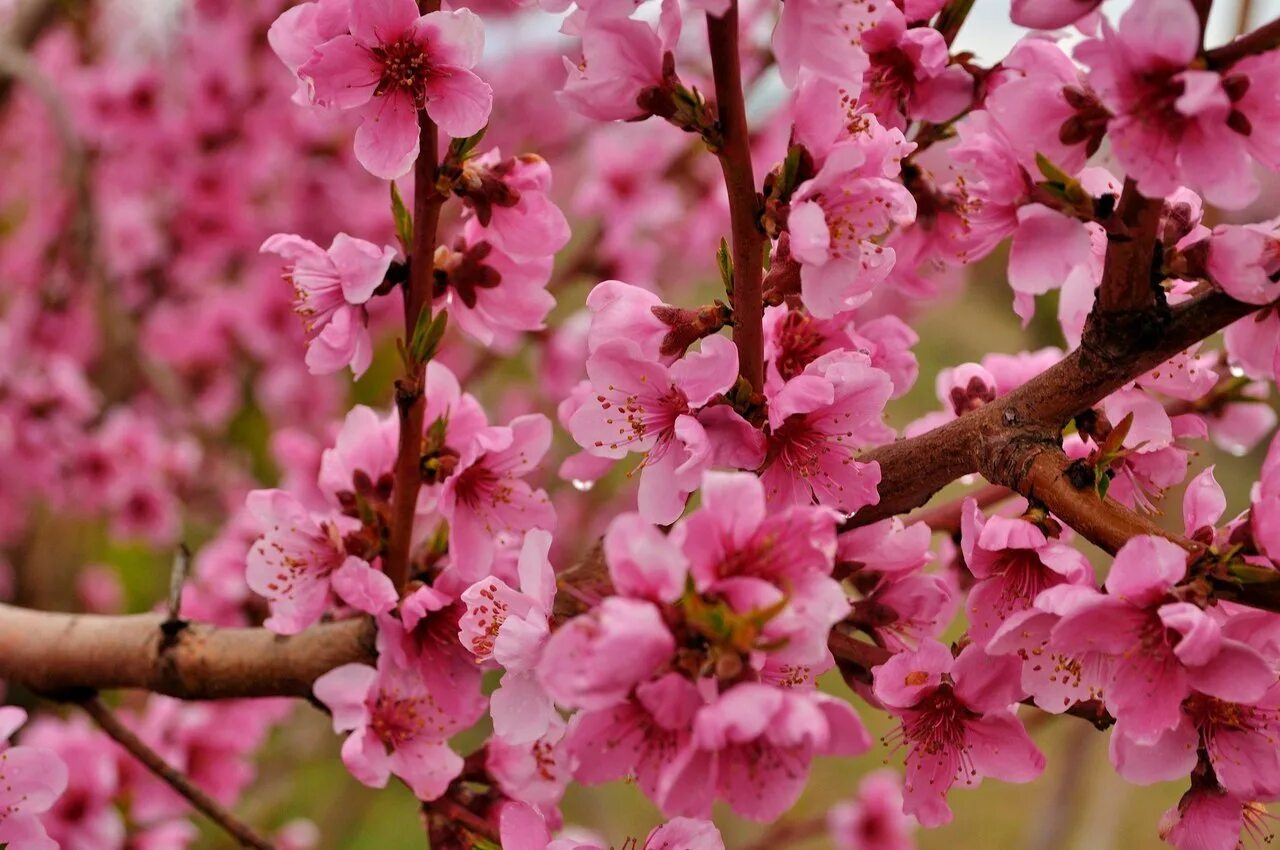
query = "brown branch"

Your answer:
(991, 447), (1196, 556)
(707, 2), (766, 393)
(385, 116), (445, 594)
(1206, 14), (1280, 66)
(907, 484), (1012, 535)
(1095, 178), (1163, 314)
(852, 289), (1261, 526)
(0, 605), (375, 699)
(81, 696), (275, 850)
